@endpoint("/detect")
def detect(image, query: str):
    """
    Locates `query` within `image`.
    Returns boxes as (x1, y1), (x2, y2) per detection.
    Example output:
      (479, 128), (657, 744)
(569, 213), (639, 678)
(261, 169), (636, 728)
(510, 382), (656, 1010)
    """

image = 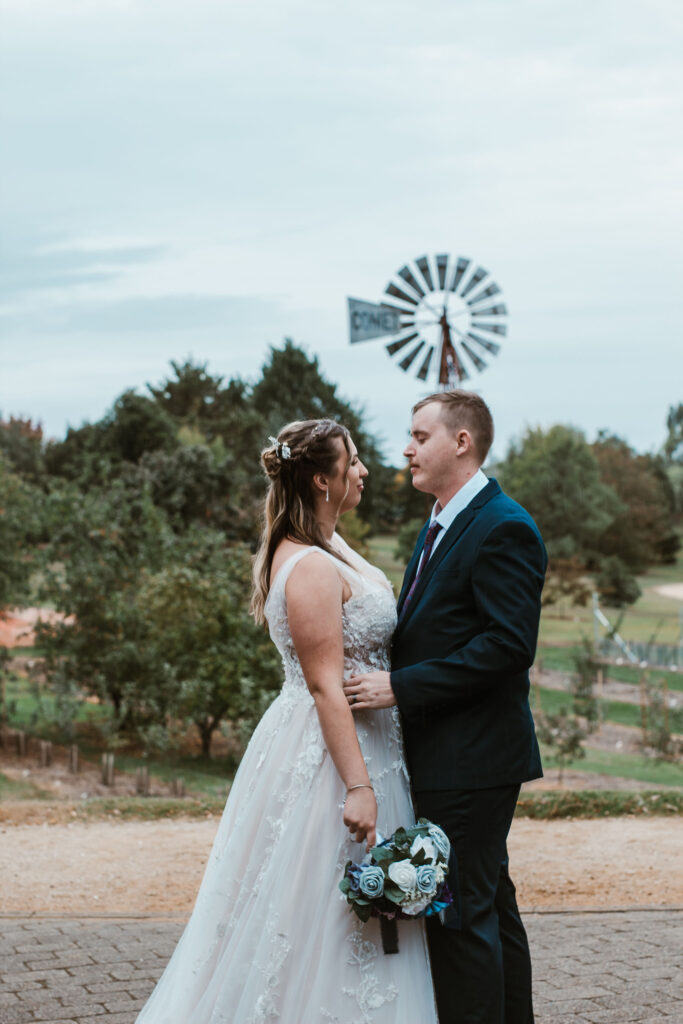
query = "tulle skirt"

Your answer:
(135, 686), (438, 1023)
